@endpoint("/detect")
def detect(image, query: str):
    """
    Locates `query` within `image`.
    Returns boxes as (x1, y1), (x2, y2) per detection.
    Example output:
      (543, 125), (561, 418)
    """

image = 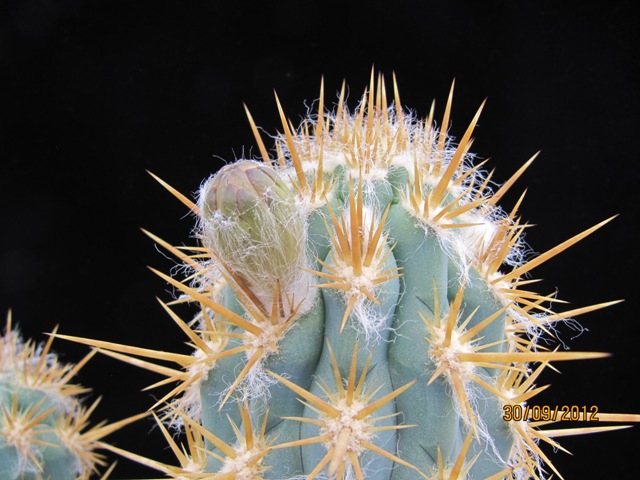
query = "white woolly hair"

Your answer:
(235, 353), (279, 404)
(197, 166), (316, 317)
(208, 348), (275, 408)
(273, 92), (427, 180)
(328, 200), (399, 345)
(426, 317), (508, 472)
